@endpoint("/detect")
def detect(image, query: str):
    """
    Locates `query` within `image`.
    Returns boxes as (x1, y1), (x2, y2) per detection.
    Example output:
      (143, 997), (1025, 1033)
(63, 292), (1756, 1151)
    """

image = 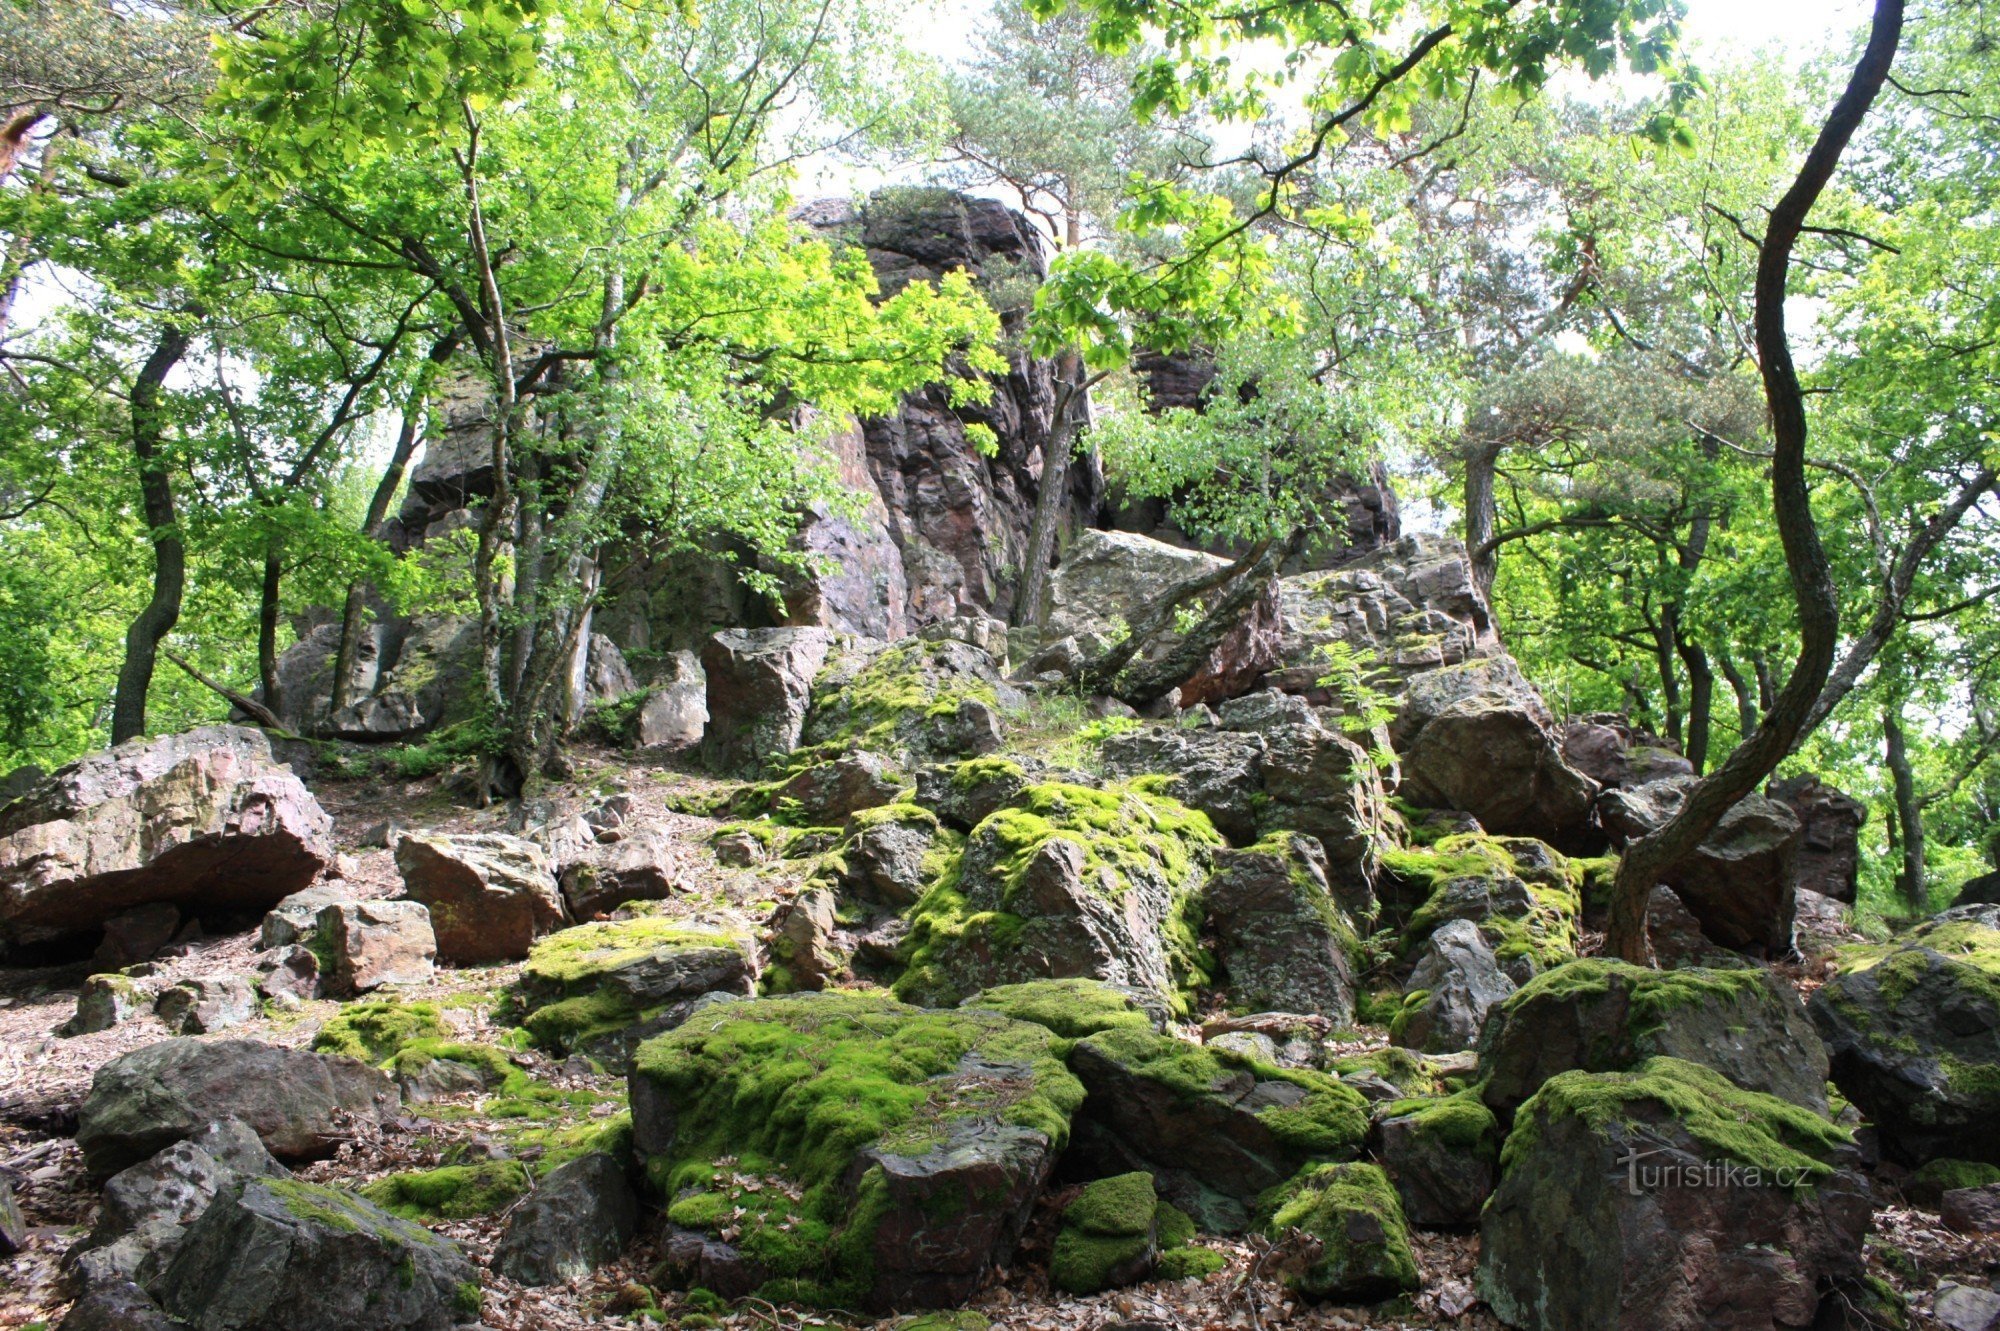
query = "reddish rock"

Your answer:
(1770, 773), (1866, 905)
(393, 832), (566, 963)
(0, 727), (333, 954)
(317, 900), (436, 995)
